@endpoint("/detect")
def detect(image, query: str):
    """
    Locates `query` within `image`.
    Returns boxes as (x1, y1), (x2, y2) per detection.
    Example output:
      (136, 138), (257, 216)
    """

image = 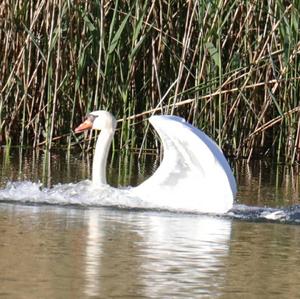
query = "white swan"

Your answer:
(75, 110), (236, 214)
